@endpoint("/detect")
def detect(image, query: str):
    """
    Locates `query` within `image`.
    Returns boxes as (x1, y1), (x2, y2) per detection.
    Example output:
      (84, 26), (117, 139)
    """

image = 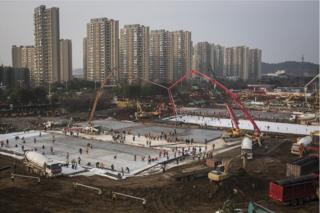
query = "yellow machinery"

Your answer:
(135, 101), (160, 120)
(224, 128), (245, 138)
(208, 155), (247, 182)
(116, 99), (135, 109)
